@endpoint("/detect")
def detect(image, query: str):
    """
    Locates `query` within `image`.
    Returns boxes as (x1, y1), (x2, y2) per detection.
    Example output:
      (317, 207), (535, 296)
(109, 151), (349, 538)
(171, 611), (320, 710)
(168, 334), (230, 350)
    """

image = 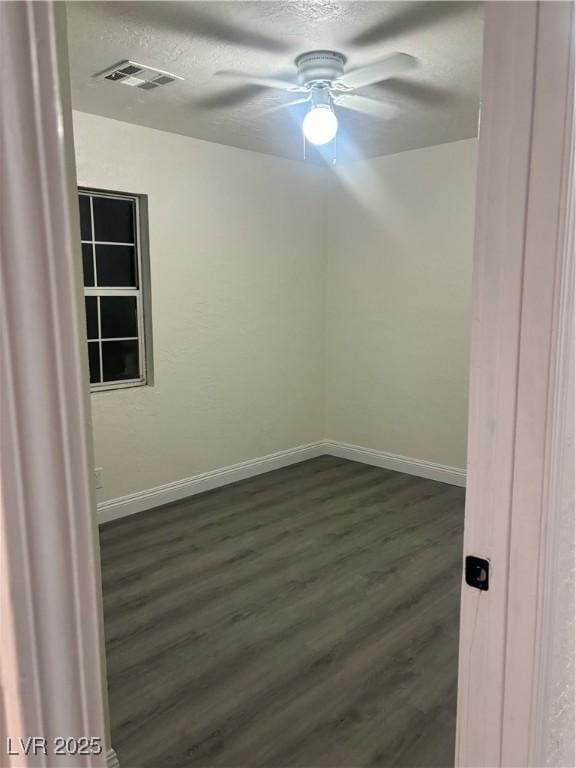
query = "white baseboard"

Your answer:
(97, 439), (466, 524)
(106, 748), (120, 768)
(322, 440), (466, 487)
(97, 441), (325, 524)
